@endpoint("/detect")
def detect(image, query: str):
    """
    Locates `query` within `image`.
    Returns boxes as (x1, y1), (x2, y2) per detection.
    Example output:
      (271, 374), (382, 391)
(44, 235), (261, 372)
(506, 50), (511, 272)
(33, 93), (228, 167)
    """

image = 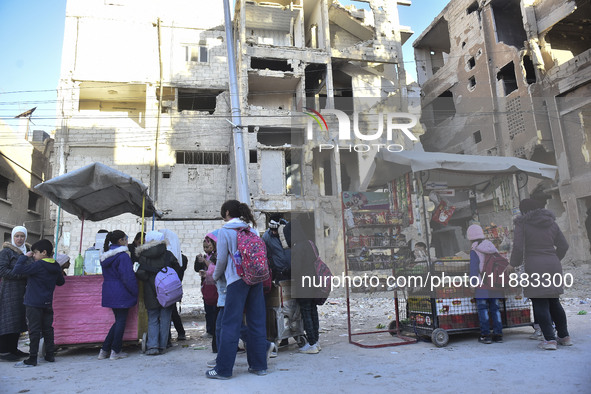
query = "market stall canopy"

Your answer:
(35, 162), (161, 221)
(368, 150), (558, 191)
